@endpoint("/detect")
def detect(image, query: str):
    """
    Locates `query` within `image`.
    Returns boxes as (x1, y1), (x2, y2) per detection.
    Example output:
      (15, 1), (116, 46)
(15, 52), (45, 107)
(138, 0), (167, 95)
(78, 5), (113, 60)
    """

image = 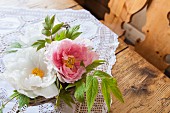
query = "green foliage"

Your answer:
(101, 78), (111, 112)
(0, 106), (4, 113)
(11, 90), (30, 109)
(18, 94), (30, 109)
(93, 70), (111, 78)
(58, 89), (75, 108)
(106, 78), (124, 103)
(86, 75), (98, 113)
(6, 42), (22, 53)
(10, 42), (22, 48)
(0, 90), (30, 111)
(54, 30), (67, 41)
(74, 80), (86, 102)
(42, 29), (51, 36)
(86, 60), (105, 73)
(52, 22), (64, 34)
(32, 40), (46, 51)
(65, 25), (82, 40)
